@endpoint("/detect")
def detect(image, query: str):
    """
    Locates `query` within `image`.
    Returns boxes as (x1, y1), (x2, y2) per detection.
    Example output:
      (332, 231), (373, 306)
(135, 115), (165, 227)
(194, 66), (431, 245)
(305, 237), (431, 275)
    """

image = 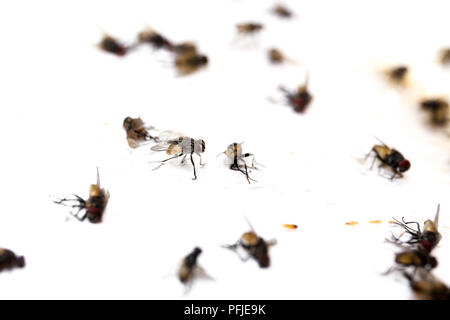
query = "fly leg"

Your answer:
(180, 154), (187, 166)
(54, 195), (87, 210)
(364, 150), (377, 169)
(151, 154), (184, 170)
(70, 210), (88, 222)
(190, 153), (197, 180)
(222, 243), (251, 262)
(199, 154), (206, 167)
(400, 218), (421, 234)
(54, 195), (88, 222)
(230, 162), (252, 184)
